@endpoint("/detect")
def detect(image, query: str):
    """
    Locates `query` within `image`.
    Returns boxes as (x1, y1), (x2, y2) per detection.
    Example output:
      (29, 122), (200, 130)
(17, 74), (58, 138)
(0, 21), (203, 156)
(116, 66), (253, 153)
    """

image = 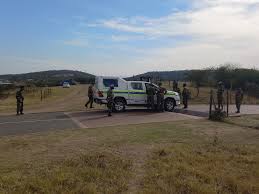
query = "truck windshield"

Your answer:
(103, 79), (118, 87)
